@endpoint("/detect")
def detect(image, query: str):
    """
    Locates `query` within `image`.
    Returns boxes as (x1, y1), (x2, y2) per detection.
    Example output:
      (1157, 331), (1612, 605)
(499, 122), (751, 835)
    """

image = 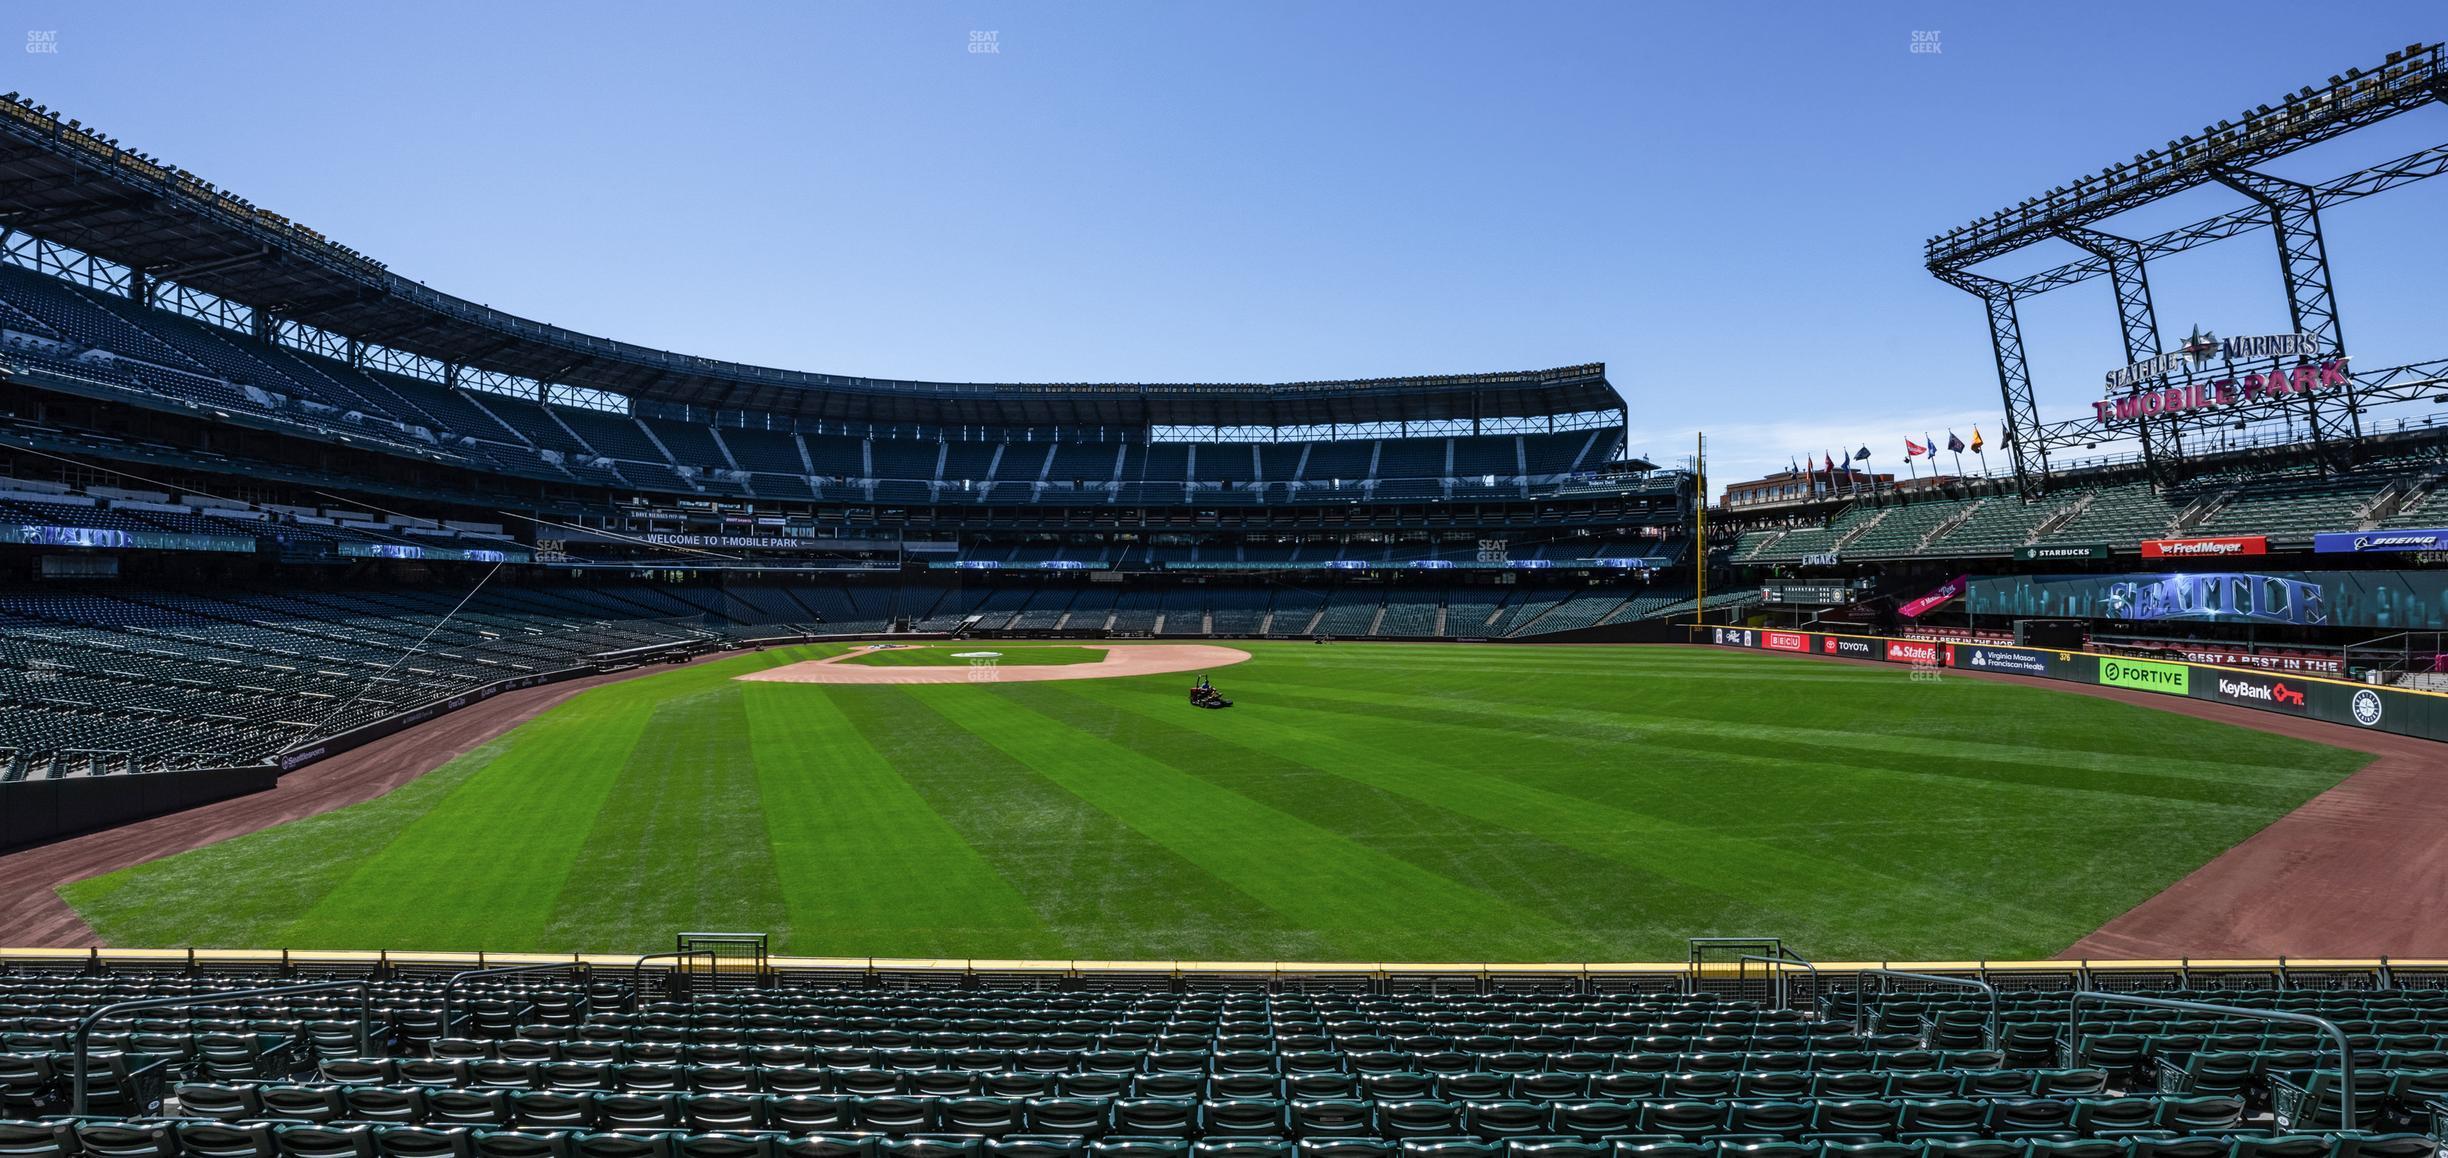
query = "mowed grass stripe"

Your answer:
(60, 738), (520, 949)
(742, 684), (1055, 955)
(1066, 679), (2043, 954)
(1026, 680), (1779, 958)
(539, 686), (790, 949)
(832, 688), (1327, 960)
(941, 686), (1568, 962)
(272, 685), (663, 951)
(1264, 672), (2331, 794)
